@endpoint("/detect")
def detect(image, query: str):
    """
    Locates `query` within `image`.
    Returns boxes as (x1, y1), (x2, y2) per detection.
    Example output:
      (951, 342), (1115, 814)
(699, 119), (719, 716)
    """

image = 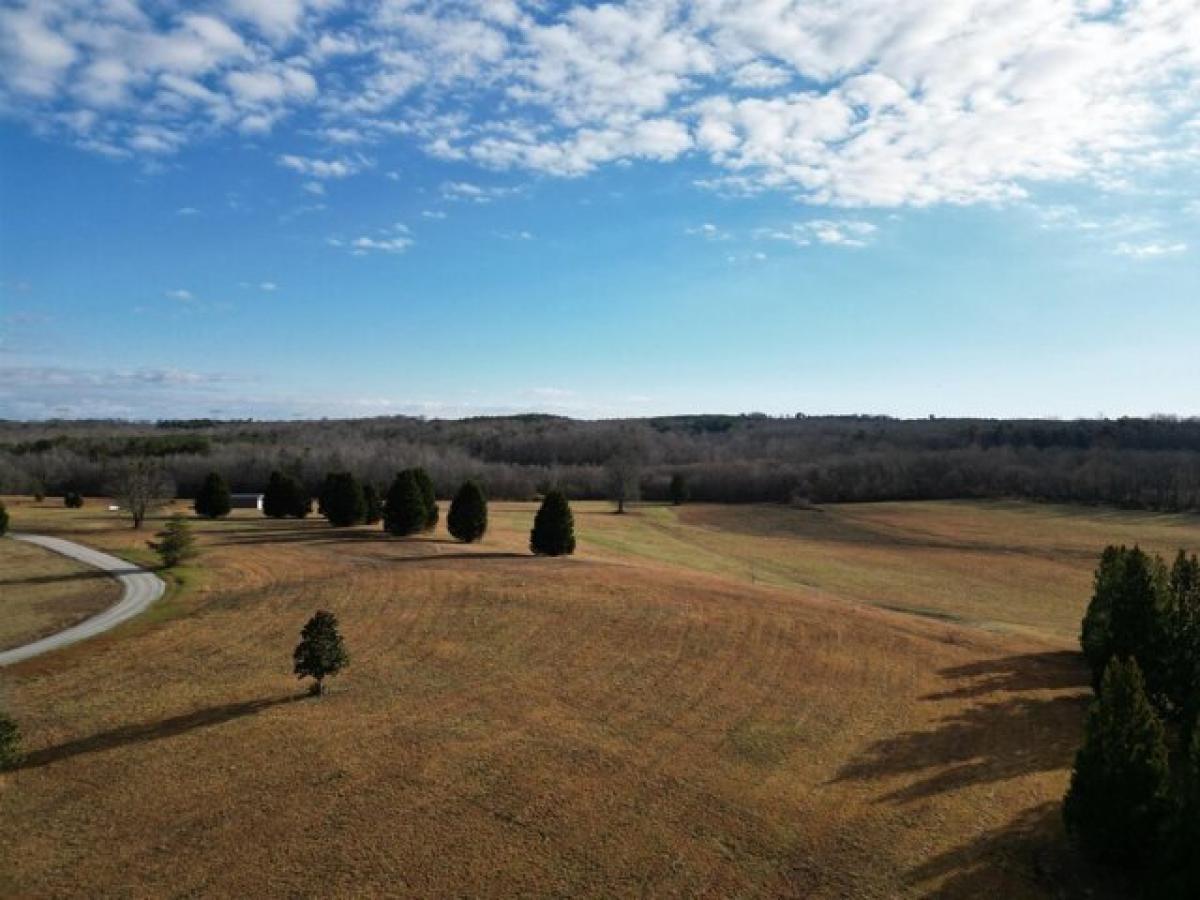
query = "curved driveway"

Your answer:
(0, 533), (166, 667)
